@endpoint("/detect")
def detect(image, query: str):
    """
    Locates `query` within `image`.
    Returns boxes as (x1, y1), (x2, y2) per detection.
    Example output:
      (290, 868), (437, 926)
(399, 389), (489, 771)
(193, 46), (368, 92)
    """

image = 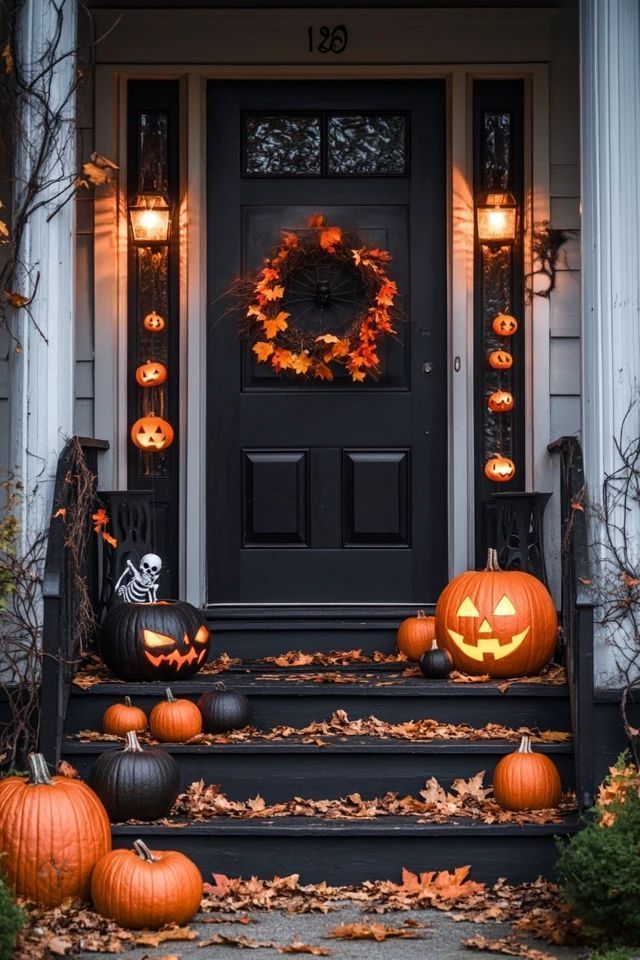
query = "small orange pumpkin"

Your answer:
(435, 548), (558, 678)
(492, 735), (562, 810)
(396, 609), (437, 661)
(485, 456), (516, 482)
(487, 390), (514, 413)
(488, 350), (513, 370)
(143, 311), (166, 332)
(150, 688), (203, 742)
(135, 360), (167, 387)
(103, 696), (148, 737)
(492, 313), (518, 336)
(91, 839), (202, 929)
(131, 414), (175, 451)
(0, 753), (111, 905)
